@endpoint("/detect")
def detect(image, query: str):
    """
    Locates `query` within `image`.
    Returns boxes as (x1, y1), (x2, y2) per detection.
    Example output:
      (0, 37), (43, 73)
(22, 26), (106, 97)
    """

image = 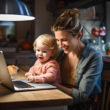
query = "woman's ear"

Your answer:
(77, 31), (82, 40)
